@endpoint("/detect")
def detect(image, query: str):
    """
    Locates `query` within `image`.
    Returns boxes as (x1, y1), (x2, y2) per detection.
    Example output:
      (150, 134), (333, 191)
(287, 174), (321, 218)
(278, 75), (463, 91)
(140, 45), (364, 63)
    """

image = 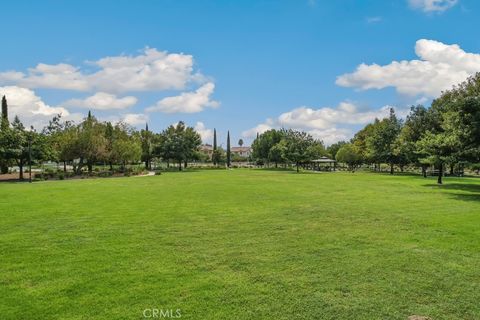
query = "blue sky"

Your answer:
(0, 0), (478, 146)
